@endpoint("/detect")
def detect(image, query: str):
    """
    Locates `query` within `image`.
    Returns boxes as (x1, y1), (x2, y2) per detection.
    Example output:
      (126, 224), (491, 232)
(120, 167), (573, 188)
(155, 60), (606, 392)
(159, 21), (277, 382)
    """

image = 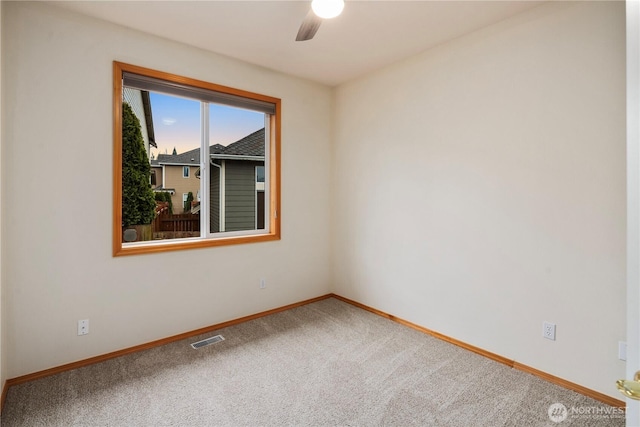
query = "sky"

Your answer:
(148, 92), (265, 158)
